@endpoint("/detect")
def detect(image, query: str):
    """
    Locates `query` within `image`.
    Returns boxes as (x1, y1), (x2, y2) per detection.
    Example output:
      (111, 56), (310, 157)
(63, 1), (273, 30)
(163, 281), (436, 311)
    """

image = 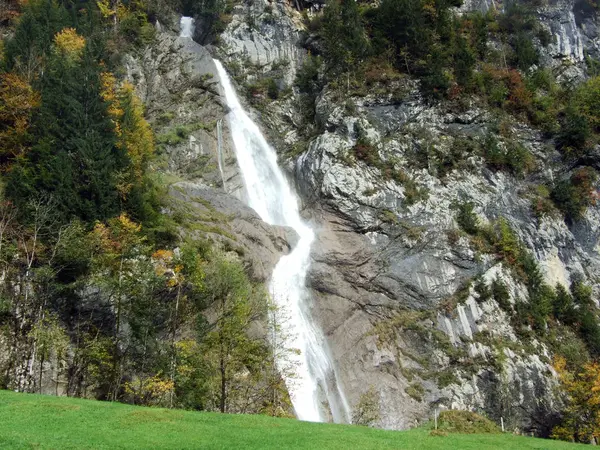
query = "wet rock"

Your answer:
(125, 32), (244, 195)
(170, 181), (297, 282)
